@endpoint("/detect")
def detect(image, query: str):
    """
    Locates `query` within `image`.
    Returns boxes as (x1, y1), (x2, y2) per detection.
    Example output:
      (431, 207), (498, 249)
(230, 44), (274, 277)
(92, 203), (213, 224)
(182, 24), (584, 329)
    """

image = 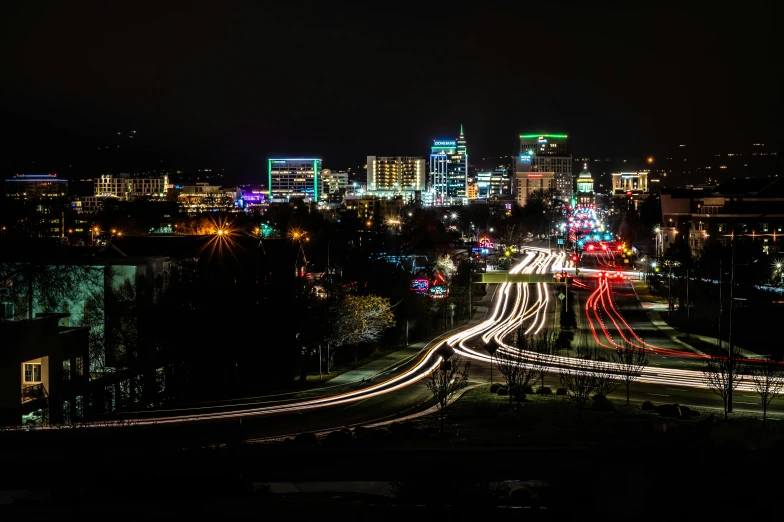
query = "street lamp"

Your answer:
(653, 226), (662, 260)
